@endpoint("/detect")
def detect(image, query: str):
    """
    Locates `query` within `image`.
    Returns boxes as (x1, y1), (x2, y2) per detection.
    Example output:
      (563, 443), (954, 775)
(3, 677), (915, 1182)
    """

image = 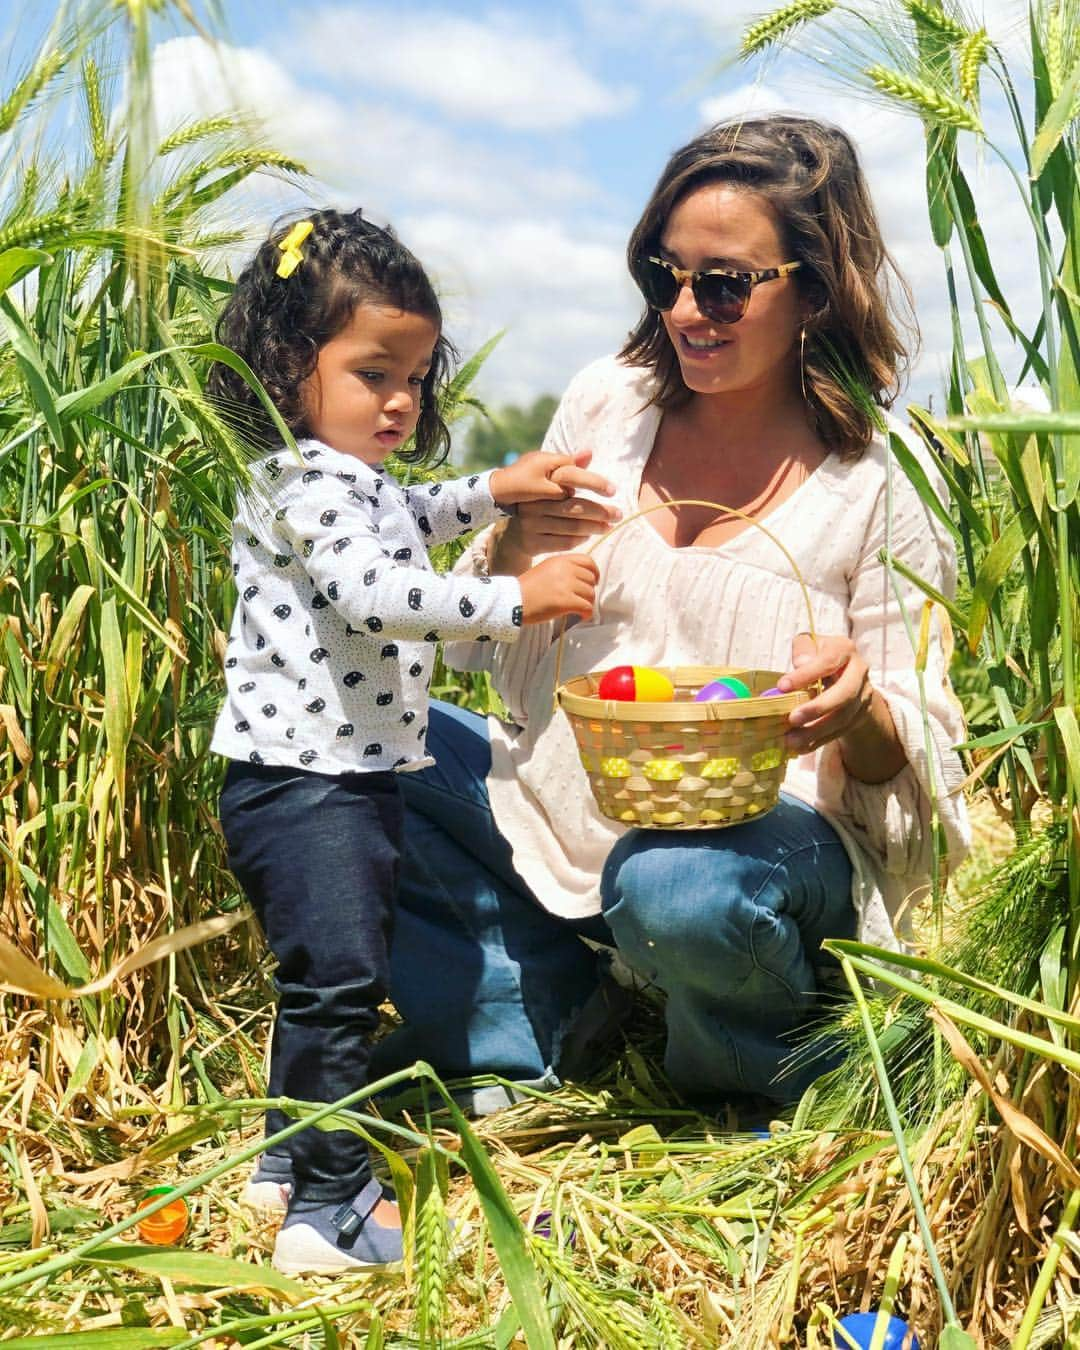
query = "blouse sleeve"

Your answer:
(817, 431), (970, 891)
(440, 389), (580, 720)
